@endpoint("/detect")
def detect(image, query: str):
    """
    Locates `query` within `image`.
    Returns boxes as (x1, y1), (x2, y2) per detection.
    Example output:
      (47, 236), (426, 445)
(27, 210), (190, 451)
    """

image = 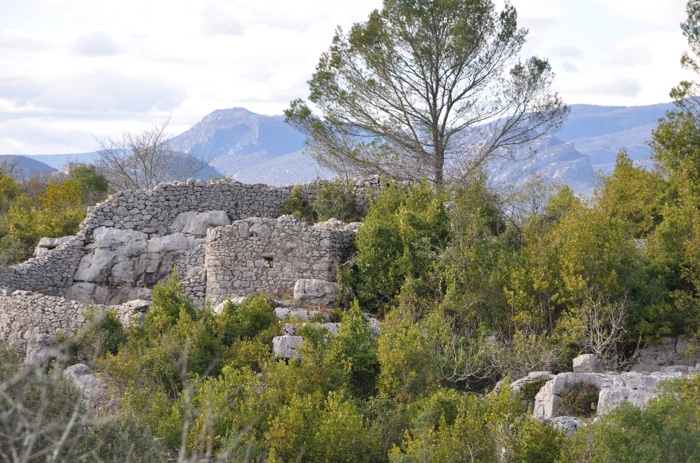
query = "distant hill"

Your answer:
(0, 155), (57, 179)
(6, 102), (677, 194)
